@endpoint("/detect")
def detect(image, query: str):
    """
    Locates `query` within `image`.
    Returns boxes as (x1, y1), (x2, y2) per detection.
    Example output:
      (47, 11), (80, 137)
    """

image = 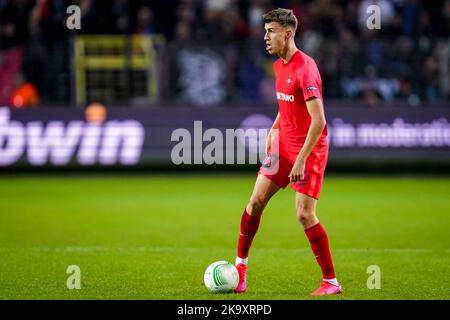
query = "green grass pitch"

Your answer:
(0, 174), (449, 300)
